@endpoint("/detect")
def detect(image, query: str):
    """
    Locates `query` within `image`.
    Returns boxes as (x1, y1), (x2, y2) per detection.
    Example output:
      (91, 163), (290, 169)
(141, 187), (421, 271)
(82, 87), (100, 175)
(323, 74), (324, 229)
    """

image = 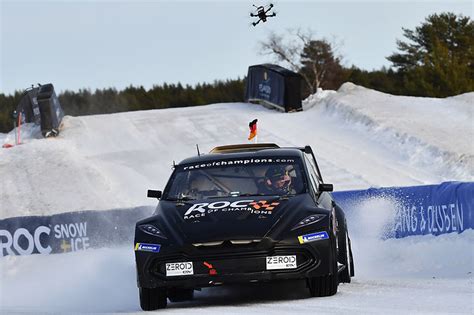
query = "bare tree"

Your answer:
(260, 29), (346, 95)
